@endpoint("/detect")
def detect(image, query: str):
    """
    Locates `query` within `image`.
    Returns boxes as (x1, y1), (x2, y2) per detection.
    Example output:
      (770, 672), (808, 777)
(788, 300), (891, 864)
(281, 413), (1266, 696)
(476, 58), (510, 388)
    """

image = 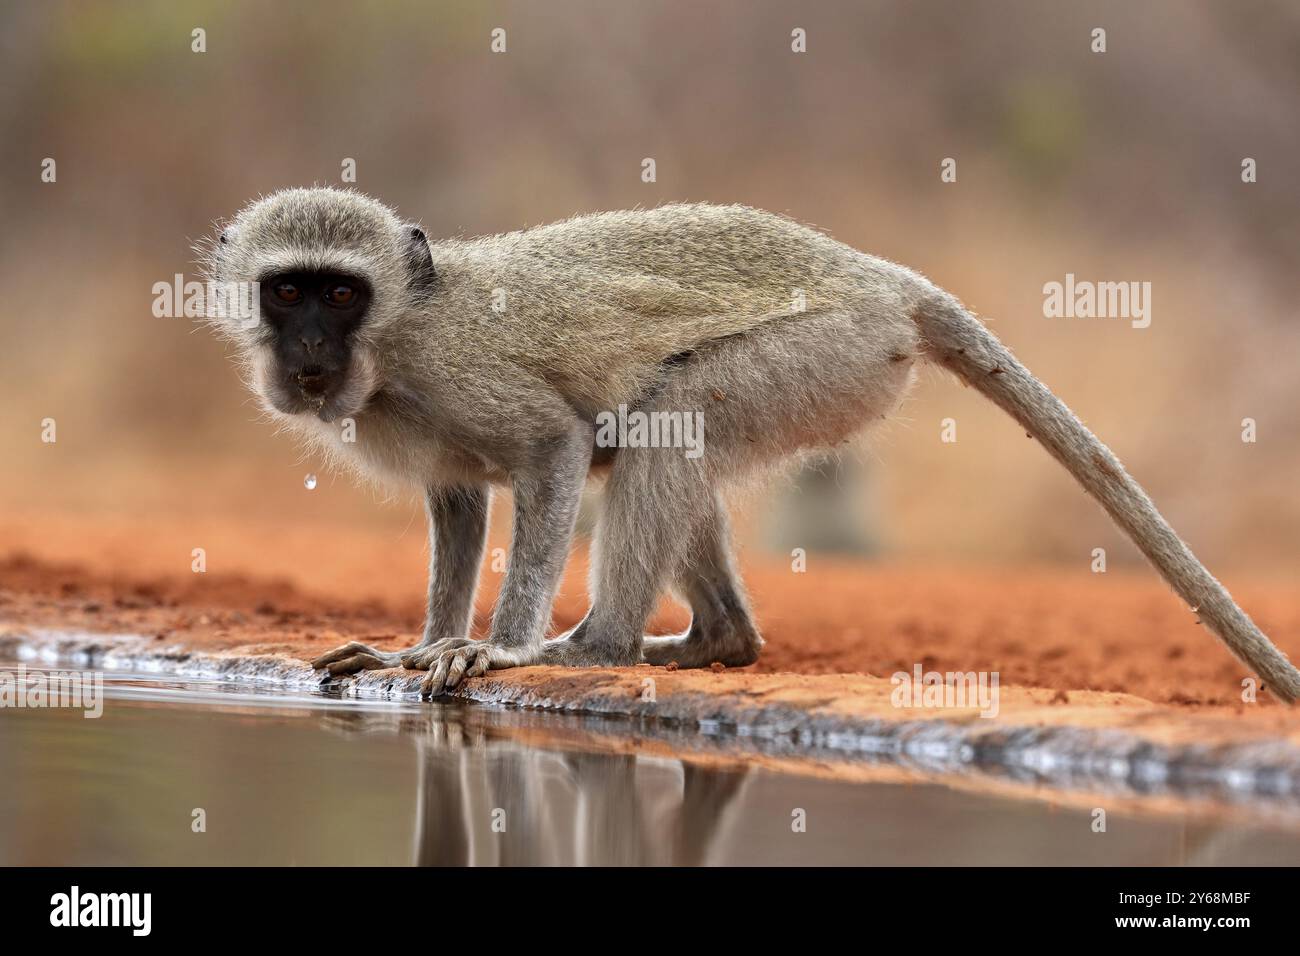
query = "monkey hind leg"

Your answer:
(565, 306), (913, 671)
(642, 492), (763, 669)
(558, 421), (718, 668)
